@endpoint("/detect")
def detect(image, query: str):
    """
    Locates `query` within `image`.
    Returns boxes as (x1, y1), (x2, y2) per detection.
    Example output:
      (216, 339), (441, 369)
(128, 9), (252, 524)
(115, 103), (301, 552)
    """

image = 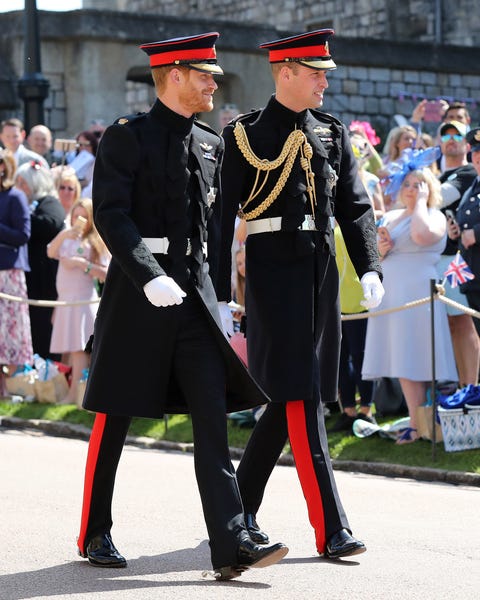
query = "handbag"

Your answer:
(372, 377), (407, 416)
